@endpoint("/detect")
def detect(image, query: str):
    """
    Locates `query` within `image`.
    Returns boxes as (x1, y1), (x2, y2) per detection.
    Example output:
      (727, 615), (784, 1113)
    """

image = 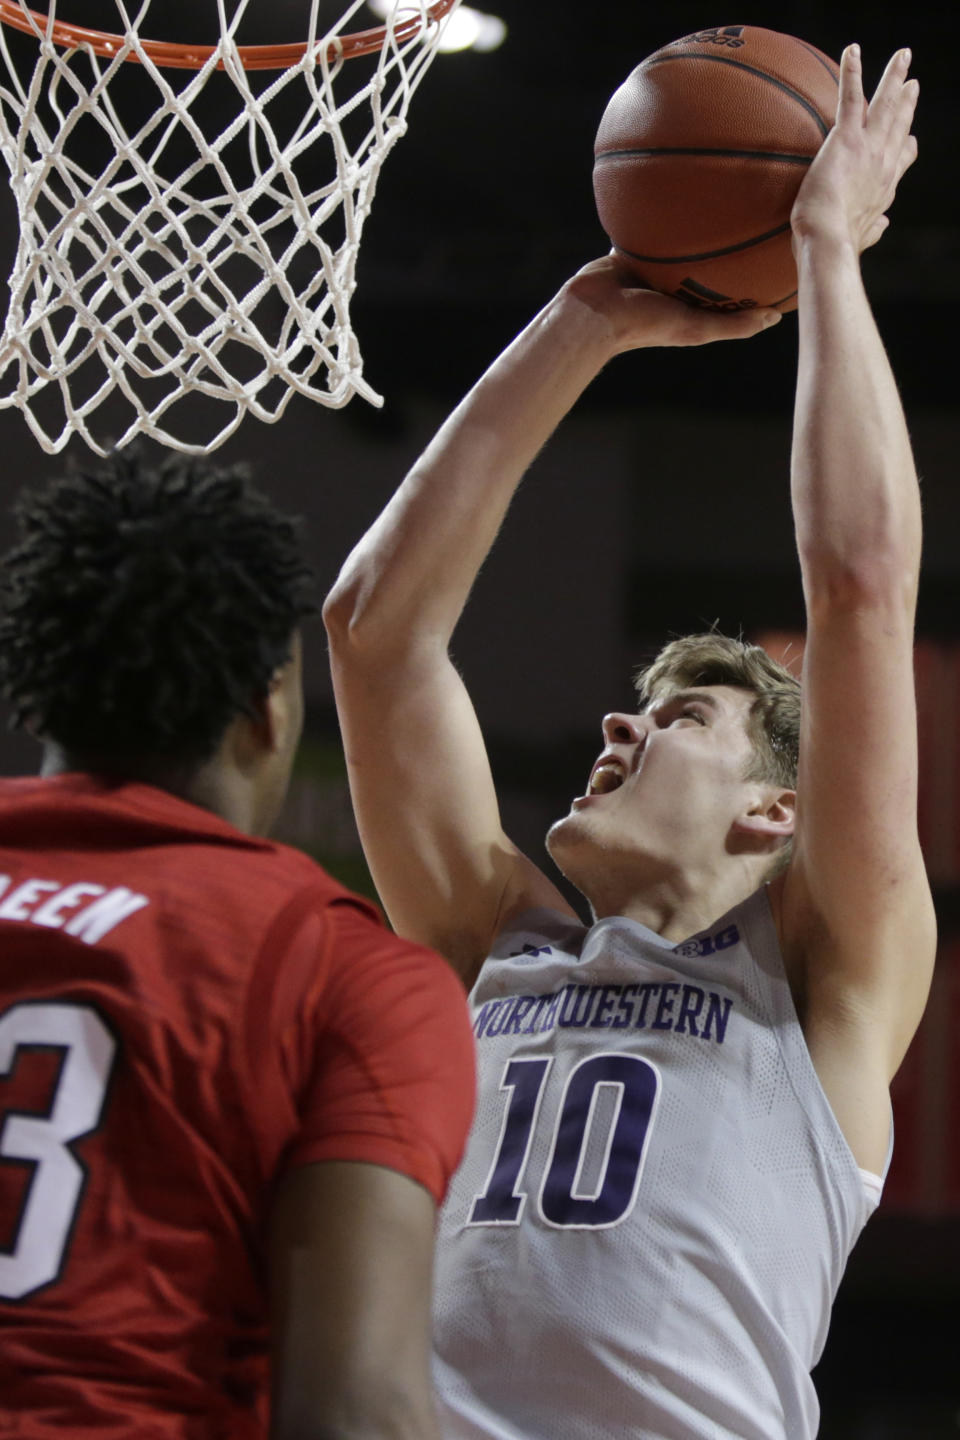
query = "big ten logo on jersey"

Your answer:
(679, 25), (746, 49)
(673, 922), (739, 960)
